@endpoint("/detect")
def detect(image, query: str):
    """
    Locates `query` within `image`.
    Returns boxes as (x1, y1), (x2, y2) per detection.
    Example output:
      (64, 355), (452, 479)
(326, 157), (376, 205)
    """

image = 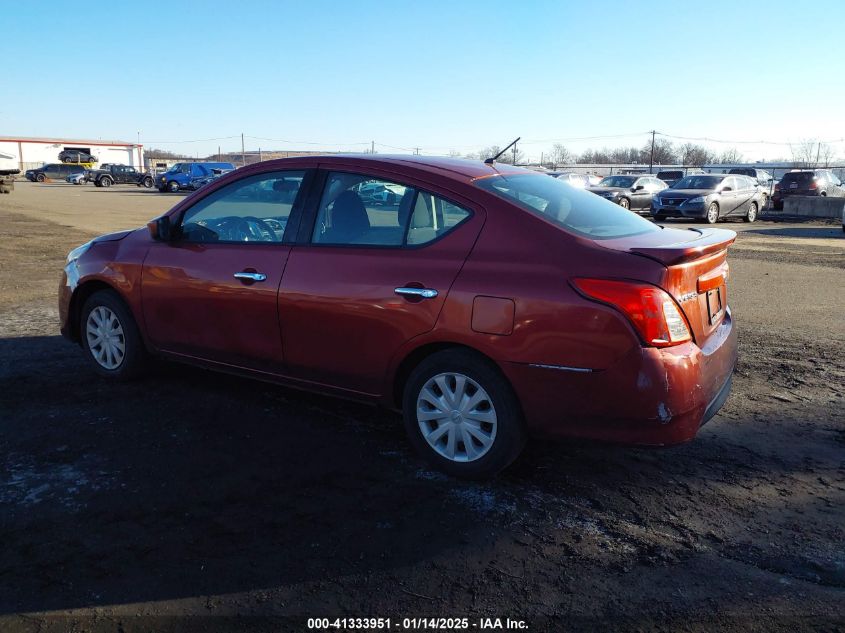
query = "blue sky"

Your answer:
(3, 0), (844, 161)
